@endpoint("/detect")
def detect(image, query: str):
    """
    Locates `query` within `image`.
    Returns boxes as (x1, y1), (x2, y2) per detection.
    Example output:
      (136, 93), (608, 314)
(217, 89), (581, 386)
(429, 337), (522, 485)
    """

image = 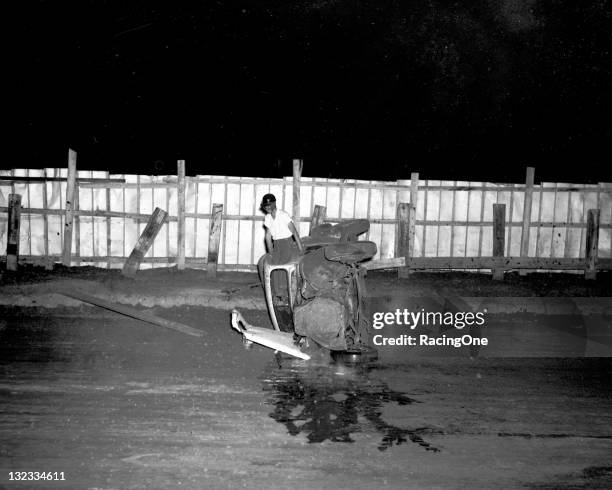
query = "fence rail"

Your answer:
(1, 155), (611, 279)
